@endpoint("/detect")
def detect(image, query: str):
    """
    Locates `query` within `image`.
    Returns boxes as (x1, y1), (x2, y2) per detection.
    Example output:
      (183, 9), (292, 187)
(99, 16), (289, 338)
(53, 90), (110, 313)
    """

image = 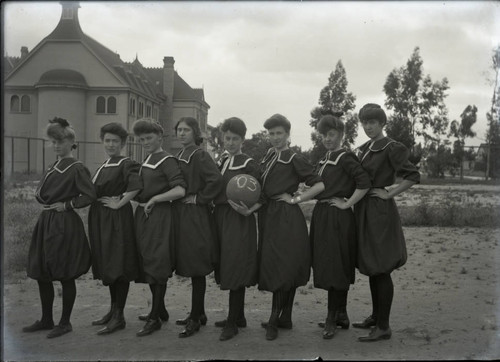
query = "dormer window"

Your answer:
(62, 8), (74, 19)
